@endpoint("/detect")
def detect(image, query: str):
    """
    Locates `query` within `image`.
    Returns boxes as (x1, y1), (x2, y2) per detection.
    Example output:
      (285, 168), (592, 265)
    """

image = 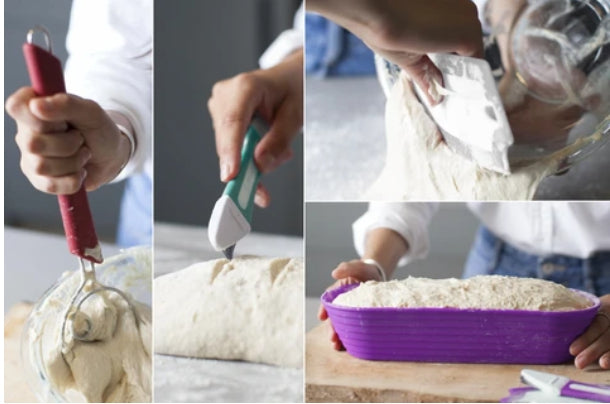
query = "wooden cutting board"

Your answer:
(5, 303), (38, 403)
(306, 323), (610, 403)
